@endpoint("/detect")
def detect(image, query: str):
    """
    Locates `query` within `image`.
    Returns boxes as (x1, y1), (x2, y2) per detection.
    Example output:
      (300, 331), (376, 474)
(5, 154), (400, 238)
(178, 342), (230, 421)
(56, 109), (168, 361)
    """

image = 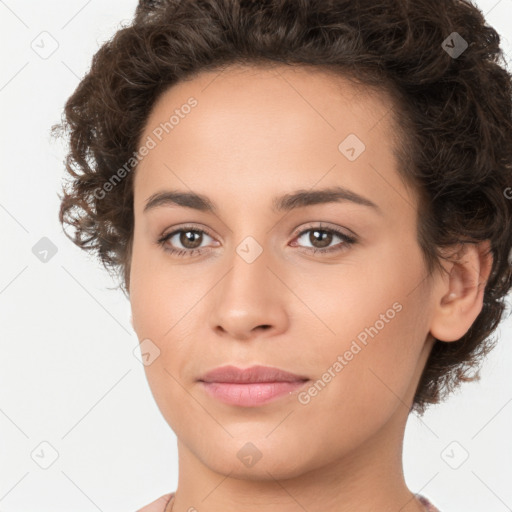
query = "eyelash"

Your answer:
(156, 223), (357, 258)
